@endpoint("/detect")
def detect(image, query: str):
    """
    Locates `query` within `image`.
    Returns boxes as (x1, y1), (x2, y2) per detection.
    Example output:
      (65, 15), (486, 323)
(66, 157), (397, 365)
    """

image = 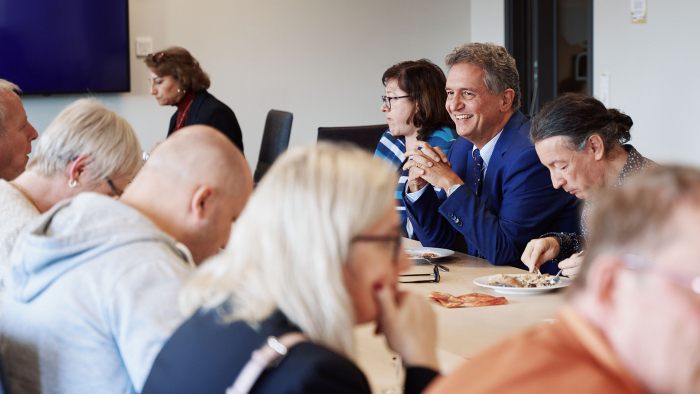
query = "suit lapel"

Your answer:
(186, 90), (208, 126)
(480, 111), (528, 203)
